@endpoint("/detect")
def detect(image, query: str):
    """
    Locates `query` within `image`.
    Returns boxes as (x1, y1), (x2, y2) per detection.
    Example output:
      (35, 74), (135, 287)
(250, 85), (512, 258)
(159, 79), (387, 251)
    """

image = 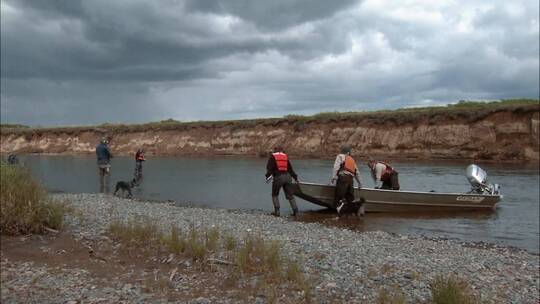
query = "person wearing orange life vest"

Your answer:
(265, 145), (299, 217)
(331, 145), (362, 211)
(367, 157), (400, 190)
